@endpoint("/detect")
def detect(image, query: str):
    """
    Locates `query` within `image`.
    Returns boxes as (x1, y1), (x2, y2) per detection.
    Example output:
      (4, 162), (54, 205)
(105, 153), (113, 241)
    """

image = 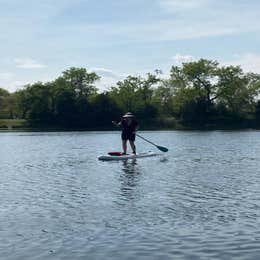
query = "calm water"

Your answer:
(1, 131), (260, 260)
